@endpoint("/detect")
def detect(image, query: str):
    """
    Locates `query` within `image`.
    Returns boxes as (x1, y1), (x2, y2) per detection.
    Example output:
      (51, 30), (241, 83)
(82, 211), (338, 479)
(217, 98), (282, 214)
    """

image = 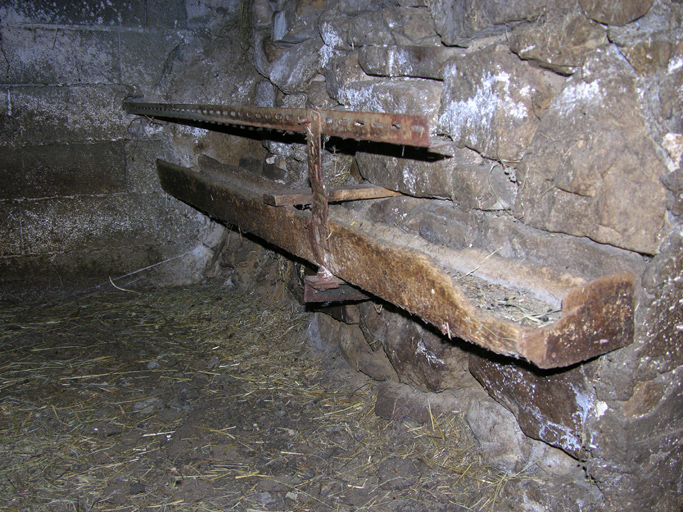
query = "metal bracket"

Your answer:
(124, 100), (435, 292)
